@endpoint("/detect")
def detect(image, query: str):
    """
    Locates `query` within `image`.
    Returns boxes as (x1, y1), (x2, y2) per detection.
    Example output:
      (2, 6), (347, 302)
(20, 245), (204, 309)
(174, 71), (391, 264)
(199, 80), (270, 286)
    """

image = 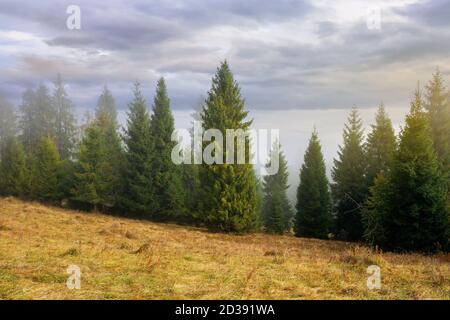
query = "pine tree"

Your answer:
(295, 131), (332, 239)
(262, 143), (293, 234)
(52, 74), (77, 160)
(386, 88), (449, 252)
(149, 78), (184, 219)
(72, 90), (123, 211)
(365, 103), (397, 186)
(30, 136), (61, 201)
(0, 96), (16, 153)
(331, 107), (367, 241)
(121, 82), (154, 215)
(0, 137), (28, 197)
(199, 61), (257, 232)
(424, 69), (449, 167)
